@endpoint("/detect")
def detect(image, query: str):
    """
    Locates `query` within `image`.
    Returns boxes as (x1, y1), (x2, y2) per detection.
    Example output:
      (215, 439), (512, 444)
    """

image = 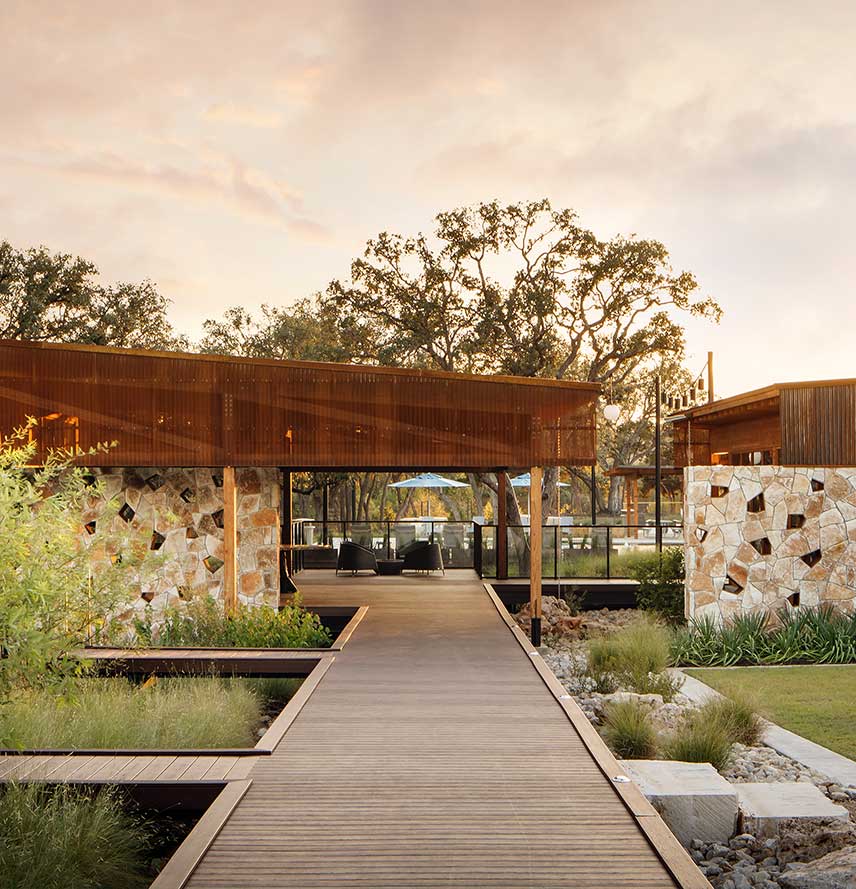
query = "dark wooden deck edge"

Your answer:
(328, 605), (369, 650)
(483, 582), (711, 889)
(149, 779), (252, 889)
(254, 655), (335, 751)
